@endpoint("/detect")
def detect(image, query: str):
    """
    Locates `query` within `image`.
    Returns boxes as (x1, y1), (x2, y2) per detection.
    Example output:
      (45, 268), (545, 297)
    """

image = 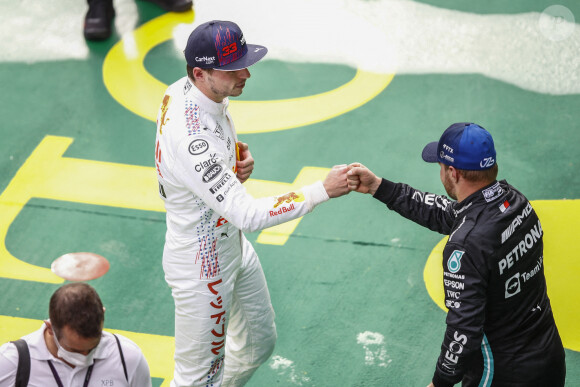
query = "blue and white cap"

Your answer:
(422, 123), (497, 170)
